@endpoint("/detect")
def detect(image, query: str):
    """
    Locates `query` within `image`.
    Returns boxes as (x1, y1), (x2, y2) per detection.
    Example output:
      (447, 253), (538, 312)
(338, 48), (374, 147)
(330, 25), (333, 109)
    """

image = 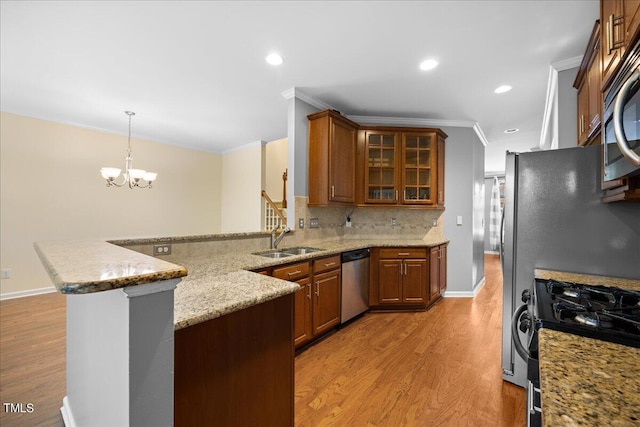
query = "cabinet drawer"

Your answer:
(378, 248), (426, 259)
(273, 261), (310, 281)
(313, 255), (341, 274)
